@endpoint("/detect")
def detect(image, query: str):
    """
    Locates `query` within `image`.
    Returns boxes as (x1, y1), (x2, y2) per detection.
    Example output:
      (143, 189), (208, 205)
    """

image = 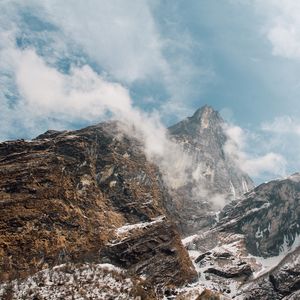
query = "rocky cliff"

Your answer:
(0, 121), (196, 298)
(1, 106), (299, 299)
(169, 105), (253, 199)
(184, 174), (300, 299)
(167, 106), (254, 234)
(218, 173), (300, 257)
